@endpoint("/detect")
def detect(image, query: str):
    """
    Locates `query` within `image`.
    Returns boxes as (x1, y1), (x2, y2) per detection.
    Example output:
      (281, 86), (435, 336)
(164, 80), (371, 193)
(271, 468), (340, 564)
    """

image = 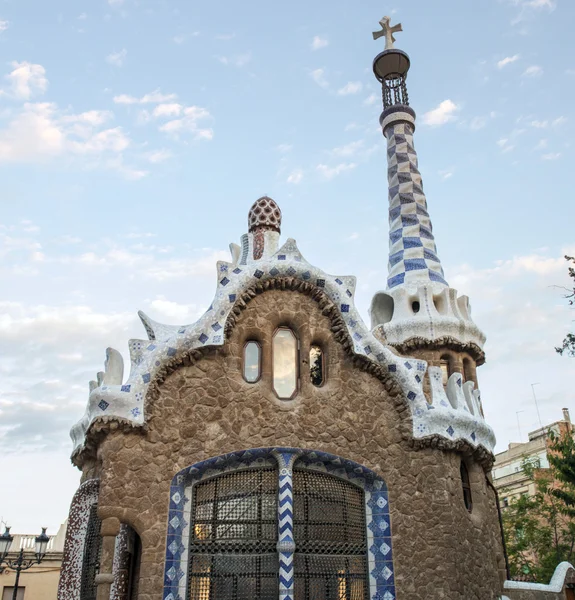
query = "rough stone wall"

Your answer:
(94, 289), (506, 600)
